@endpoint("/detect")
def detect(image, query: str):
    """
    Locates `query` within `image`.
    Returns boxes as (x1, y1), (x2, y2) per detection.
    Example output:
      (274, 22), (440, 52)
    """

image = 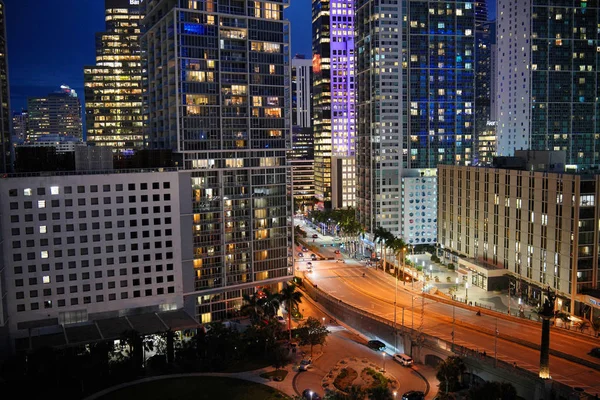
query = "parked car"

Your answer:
(300, 358), (312, 365)
(334, 250), (341, 254)
(402, 391), (425, 400)
(393, 353), (414, 366)
(312, 234), (319, 238)
(307, 262), (312, 266)
(302, 247), (308, 251)
(302, 389), (321, 400)
(336, 259), (345, 263)
(367, 340), (386, 351)
(299, 363), (312, 371)
(298, 252), (303, 257)
(311, 254), (317, 260)
(590, 347), (600, 358)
